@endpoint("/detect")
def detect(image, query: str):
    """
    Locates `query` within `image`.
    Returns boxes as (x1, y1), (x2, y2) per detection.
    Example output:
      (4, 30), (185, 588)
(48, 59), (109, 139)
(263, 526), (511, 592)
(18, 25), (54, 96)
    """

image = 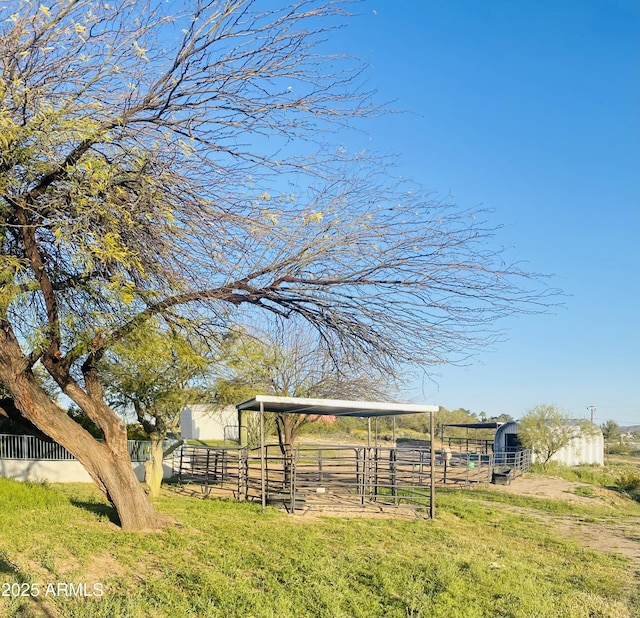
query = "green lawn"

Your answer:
(0, 477), (638, 618)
